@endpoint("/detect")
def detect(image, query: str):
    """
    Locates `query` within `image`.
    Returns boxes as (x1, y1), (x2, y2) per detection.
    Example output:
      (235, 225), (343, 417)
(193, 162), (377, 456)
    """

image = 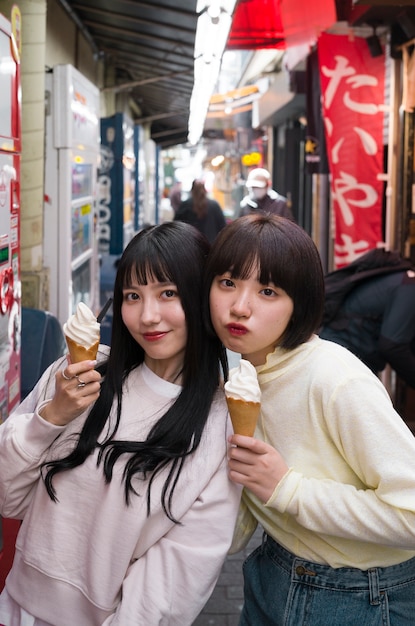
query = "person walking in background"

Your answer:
(319, 259), (415, 389)
(0, 222), (240, 625)
(169, 181), (182, 215)
(239, 167), (294, 221)
(174, 179), (226, 243)
(205, 213), (415, 625)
